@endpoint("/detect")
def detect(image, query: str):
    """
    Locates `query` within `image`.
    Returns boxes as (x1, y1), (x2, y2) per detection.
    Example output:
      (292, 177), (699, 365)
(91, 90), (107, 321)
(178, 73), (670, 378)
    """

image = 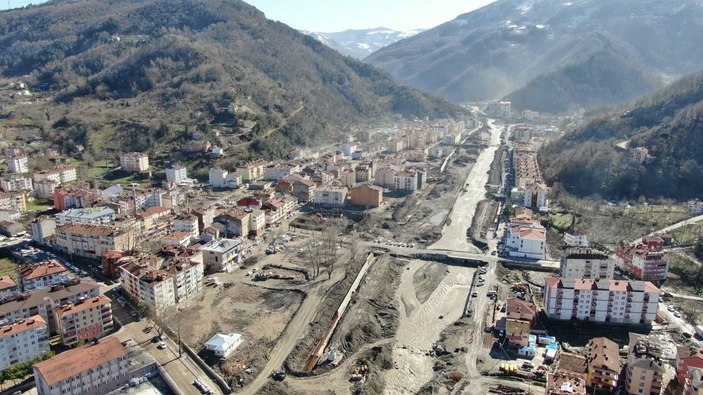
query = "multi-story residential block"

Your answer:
(119, 152), (149, 172)
(33, 167), (77, 185)
(33, 336), (130, 395)
(313, 187), (348, 206)
(543, 278), (659, 325)
(18, 260), (70, 292)
(6, 153), (29, 174)
(209, 167), (241, 188)
(53, 186), (102, 211)
(0, 191), (27, 212)
(55, 224), (131, 260)
(586, 337), (621, 392)
(54, 295), (113, 346)
(291, 179), (316, 202)
(262, 197), (296, 226)
(0, 175), (33, 192)
(506, 218), (546, 259)
(626, 333), (669, 395)
(120, 258), (203, 314)
(127, 189), (165, 212)
(560, 248), (615, 280)
(0, 315), (49, 370)
(214, 210), (250, 237)
(393, 171), (418, 191)
(0, 278), (100, 333)
(166, 166), (188, 185)
(160, 232), (192, 247)
(523, 182), (549, 210)
(174, 214), (200, 239)
(350, 184), (383, 208)
(374, 167), (398, 188)
(249, 209), (266, 236)
(201, 238), (242, 272)
(564, 230), (589, 247)
(339, 169), (355, 188)
(616, 241), (670, 282)
(0, 275), (19, 301)
(237, 160), (266, 182)
(55, 207), (115, 227)
(486, 100), (511, 118)
(34, 179), (59, 199)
